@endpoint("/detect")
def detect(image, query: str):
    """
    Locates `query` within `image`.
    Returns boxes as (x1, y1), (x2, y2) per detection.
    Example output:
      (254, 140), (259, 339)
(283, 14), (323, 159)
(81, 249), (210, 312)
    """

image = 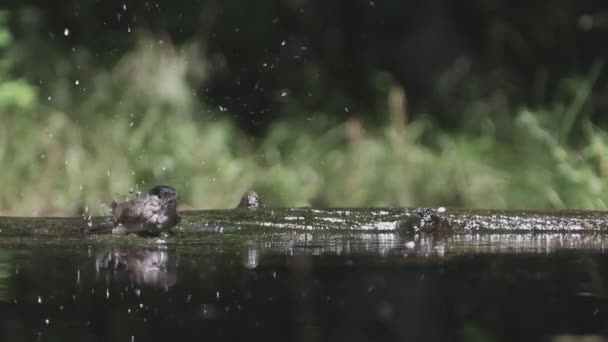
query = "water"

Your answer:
(0, 233), (607, 341)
